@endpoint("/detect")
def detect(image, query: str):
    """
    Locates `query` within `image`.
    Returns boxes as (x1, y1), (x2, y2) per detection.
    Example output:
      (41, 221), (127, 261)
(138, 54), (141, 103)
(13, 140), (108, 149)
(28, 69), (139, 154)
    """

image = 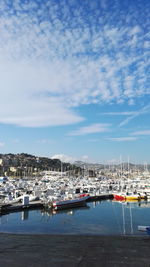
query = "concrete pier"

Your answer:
(0, 234), (150, 267)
